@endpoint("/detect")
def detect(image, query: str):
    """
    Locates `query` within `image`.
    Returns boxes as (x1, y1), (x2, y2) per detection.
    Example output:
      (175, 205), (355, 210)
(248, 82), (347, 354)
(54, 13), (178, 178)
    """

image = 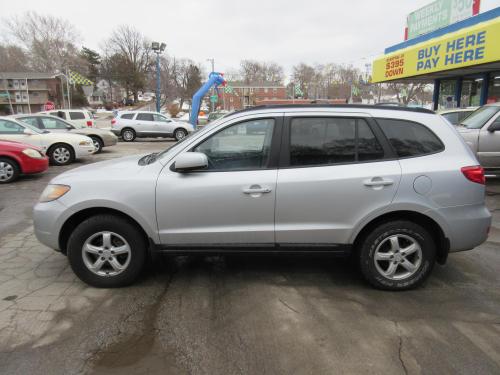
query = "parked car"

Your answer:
(39, 110), (95, 128)
(0, 140), (48, 183)
(456, 103), (500, 171)
(0, 117), (95, 166)
(33, 105), (490, 290)
(13, 114), (118, 153)
(438, 107), (477, 126)
(111, 111), (194, 142)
